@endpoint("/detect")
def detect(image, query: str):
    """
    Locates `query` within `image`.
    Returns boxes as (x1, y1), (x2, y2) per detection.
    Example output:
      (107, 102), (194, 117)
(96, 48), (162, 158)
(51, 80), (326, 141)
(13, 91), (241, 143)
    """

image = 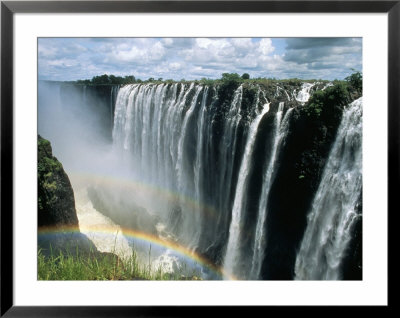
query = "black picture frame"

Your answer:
(1, 0), (396, 316)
